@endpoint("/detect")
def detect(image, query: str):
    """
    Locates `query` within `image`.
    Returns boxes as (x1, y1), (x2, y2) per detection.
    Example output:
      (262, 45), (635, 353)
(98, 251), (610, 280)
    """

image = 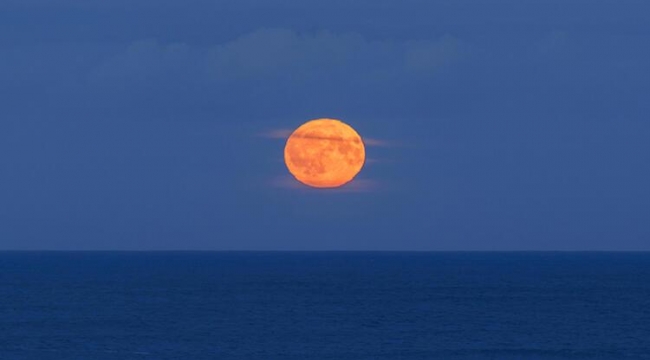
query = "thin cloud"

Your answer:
(206, 28), (463, 81)
(256, 129), (293, 139)
(270, 175), (380, 193)
(364, 158), (379, 164)
(258, 128), (394, 147)
(363, 138), (396, 147)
